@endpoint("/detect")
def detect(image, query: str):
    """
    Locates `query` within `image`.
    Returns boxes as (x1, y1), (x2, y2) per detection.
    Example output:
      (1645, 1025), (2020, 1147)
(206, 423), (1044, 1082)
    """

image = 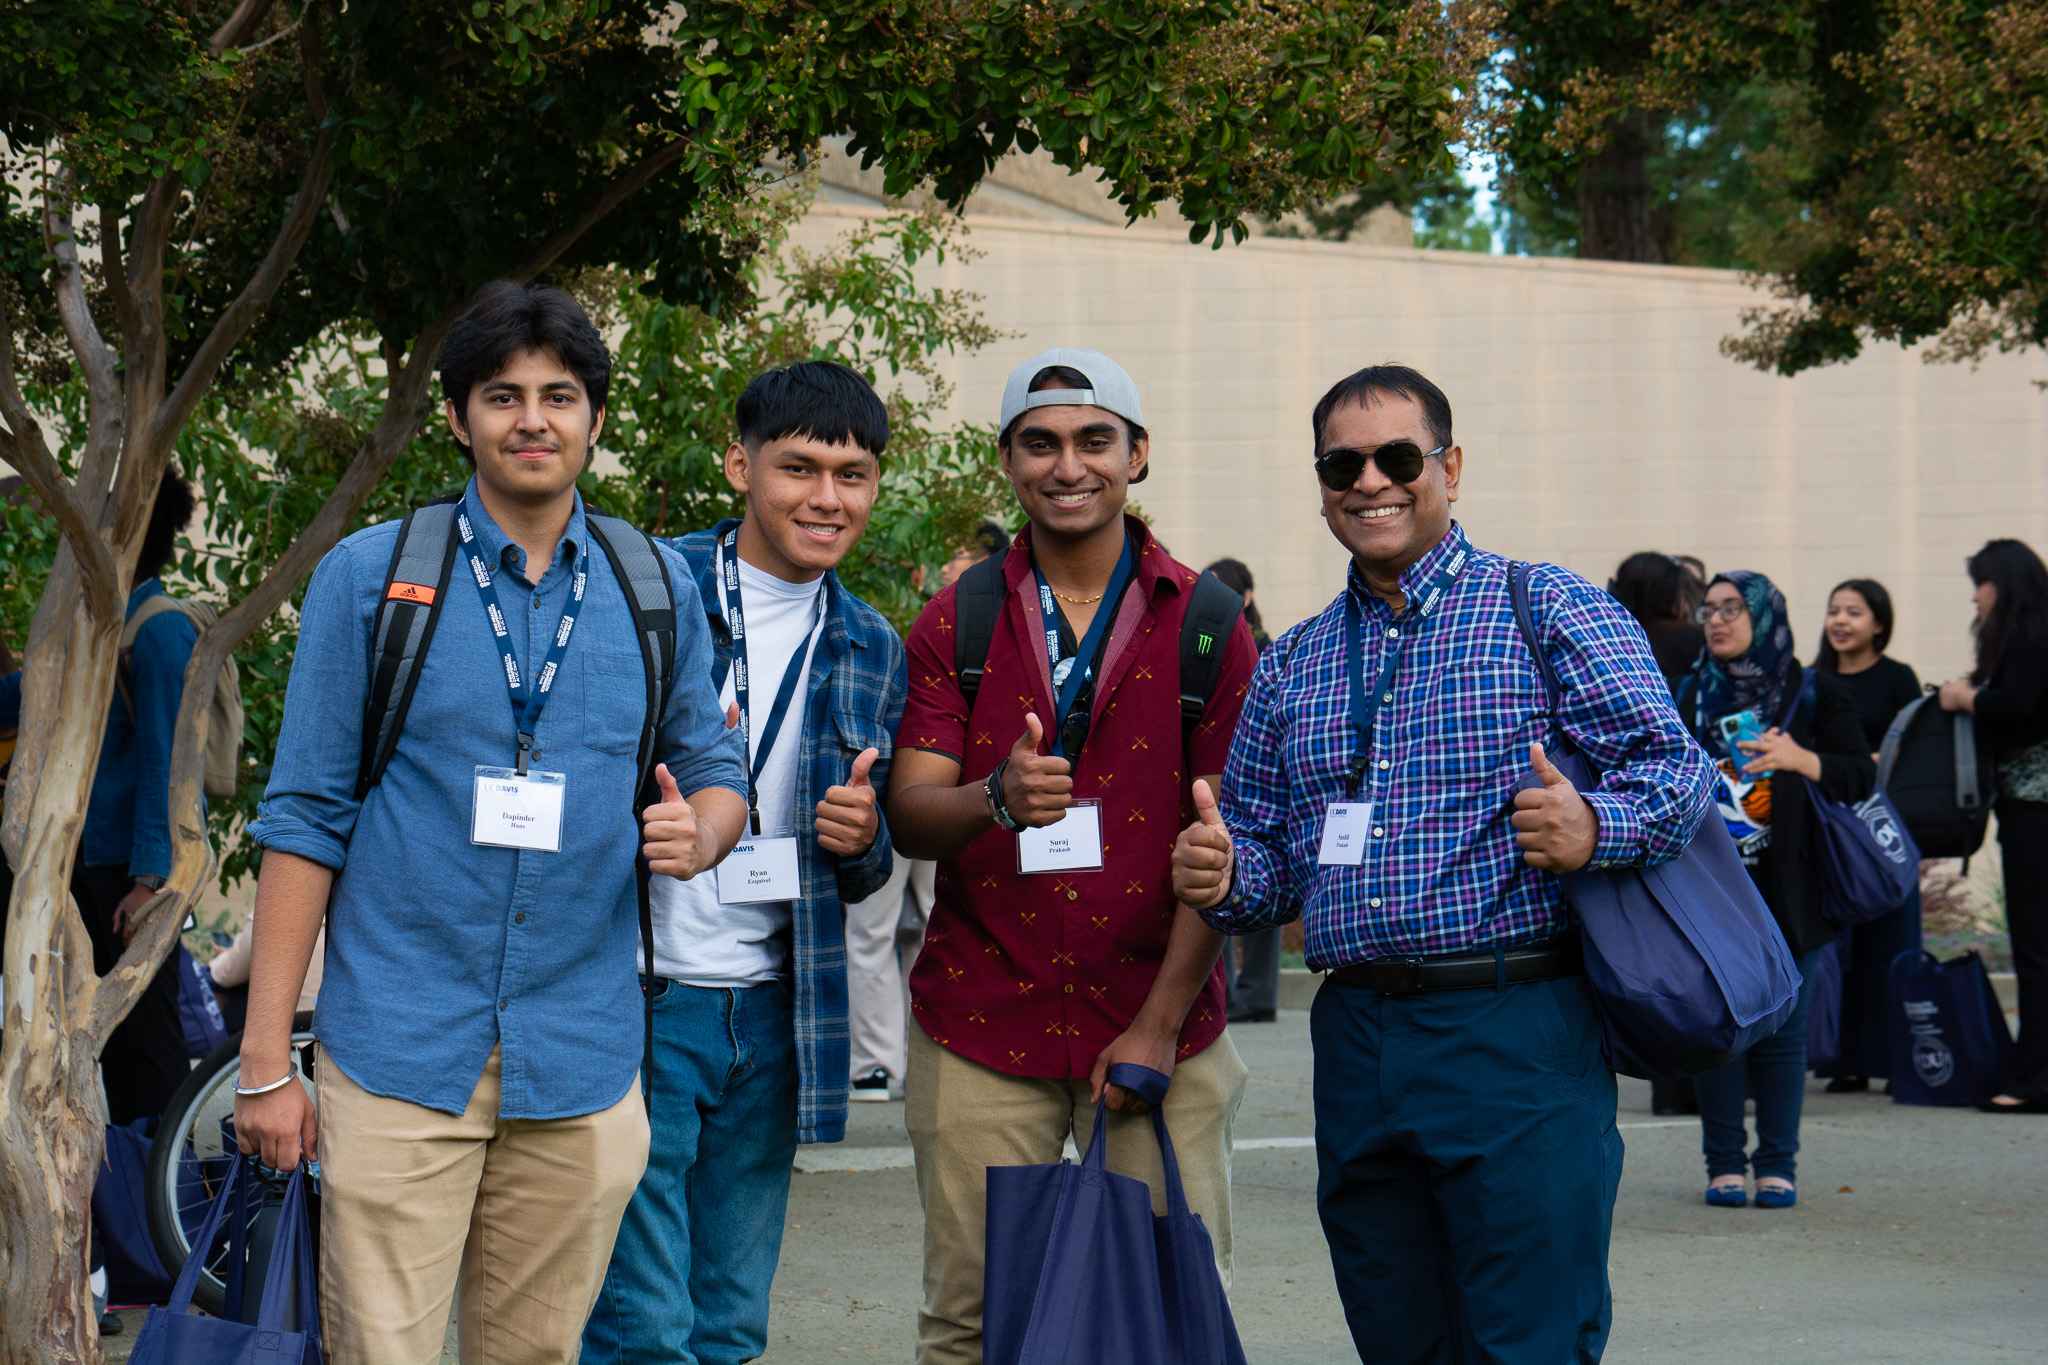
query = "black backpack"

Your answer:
(1877, 694), (1992, 863)
(951, 553), (1244, 741)
(357, 495), (677, 1090)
